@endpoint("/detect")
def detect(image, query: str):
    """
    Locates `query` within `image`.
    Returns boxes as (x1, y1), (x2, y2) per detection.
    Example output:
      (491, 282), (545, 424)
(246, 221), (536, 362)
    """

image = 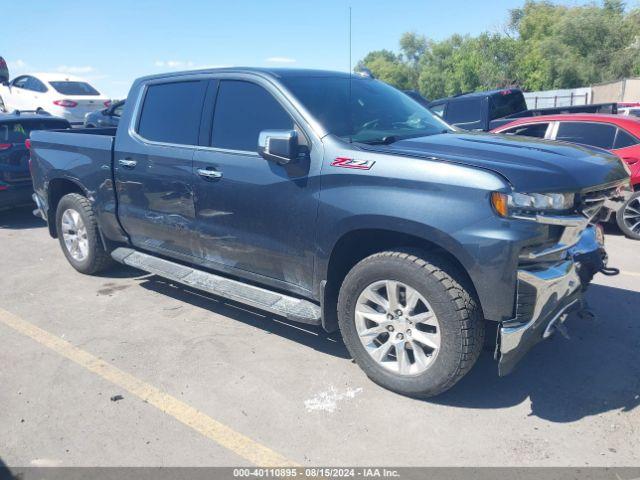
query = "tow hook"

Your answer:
(600, 266), (620, 276)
